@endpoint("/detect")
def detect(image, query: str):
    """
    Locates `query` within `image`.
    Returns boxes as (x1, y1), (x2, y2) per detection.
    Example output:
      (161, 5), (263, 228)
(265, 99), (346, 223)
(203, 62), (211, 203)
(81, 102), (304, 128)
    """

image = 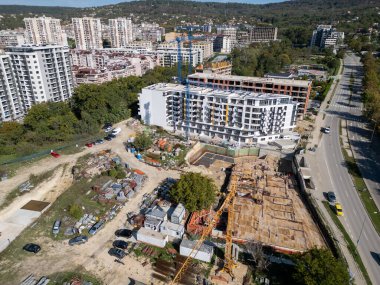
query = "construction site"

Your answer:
(189, 151), (326, 254)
